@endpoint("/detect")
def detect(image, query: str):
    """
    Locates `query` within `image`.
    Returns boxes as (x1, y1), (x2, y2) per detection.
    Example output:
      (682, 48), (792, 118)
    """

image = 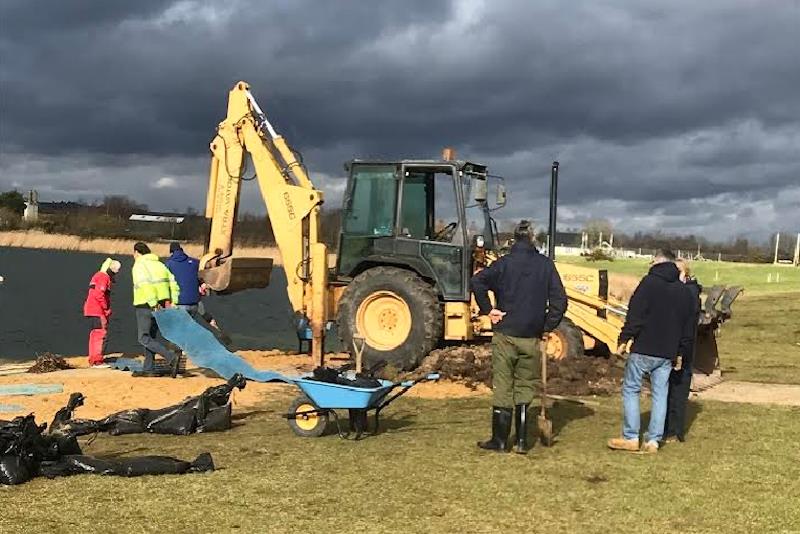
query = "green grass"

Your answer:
(717, 292), (800, 384)
(2, 396), (799, 533)
(557, 256), (800, 295)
